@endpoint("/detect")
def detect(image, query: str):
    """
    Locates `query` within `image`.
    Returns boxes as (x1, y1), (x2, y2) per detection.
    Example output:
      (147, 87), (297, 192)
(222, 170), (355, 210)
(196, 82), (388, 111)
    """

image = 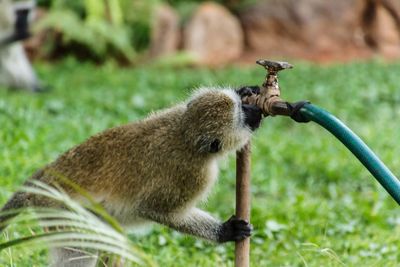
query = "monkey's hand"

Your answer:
(218, 215), (252, 243)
